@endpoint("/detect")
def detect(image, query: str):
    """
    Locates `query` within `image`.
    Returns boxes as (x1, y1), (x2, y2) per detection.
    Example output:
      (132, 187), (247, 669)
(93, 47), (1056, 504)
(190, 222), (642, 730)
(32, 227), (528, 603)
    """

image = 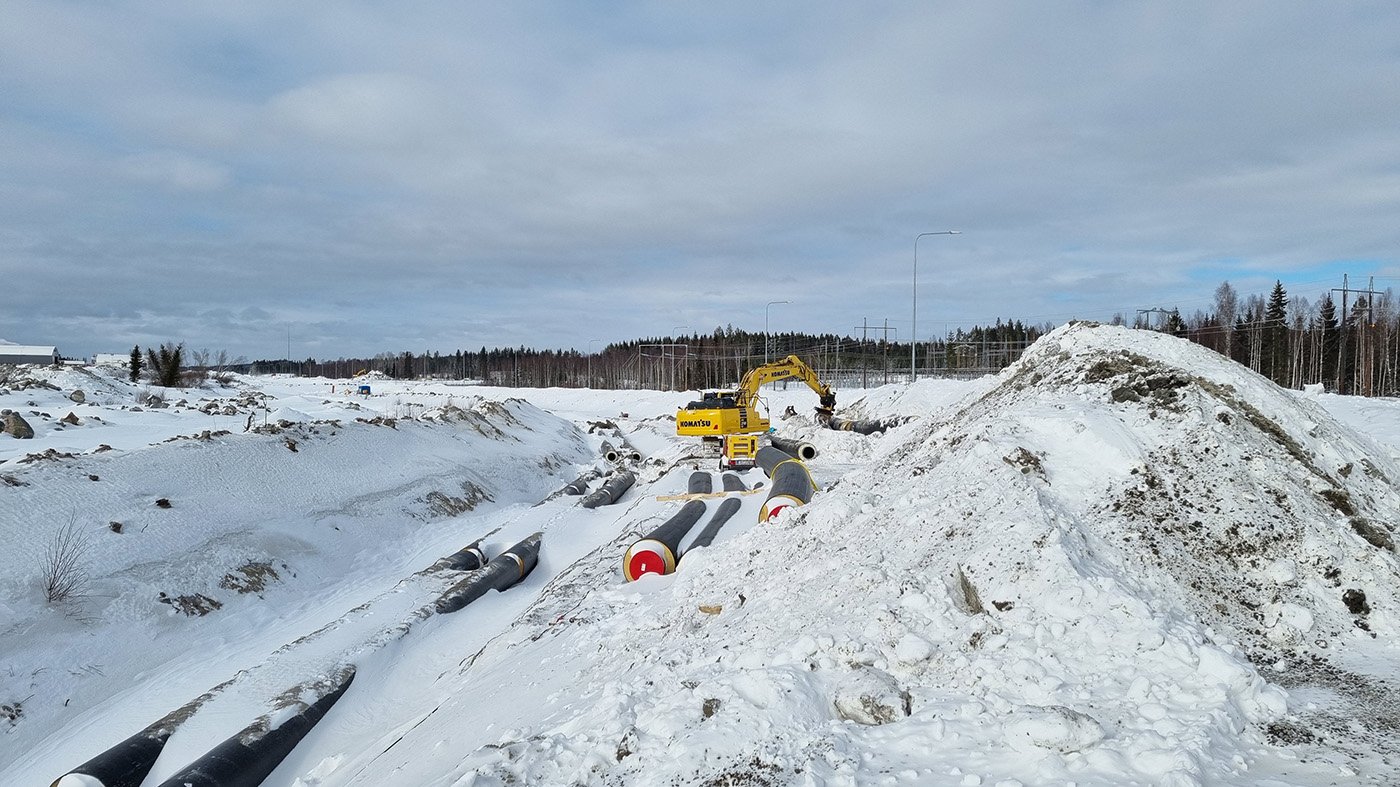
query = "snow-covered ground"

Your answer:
(3, 323), (1398, 786)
